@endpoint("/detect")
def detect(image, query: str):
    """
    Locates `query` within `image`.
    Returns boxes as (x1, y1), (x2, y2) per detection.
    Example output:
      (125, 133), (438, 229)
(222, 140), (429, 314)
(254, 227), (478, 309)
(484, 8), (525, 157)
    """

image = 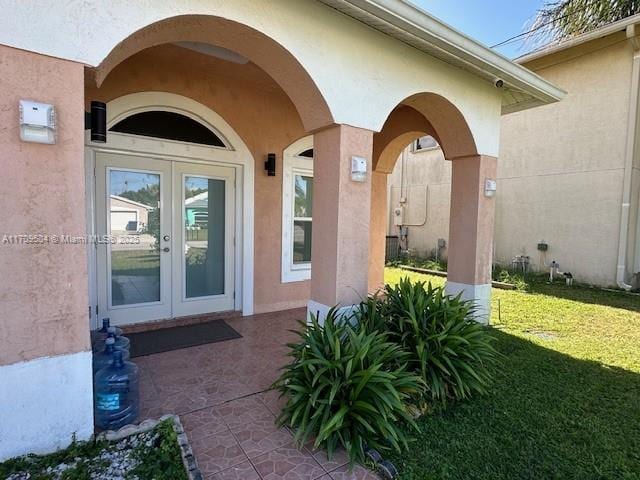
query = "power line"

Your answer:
(490, 10), (577, 48)
(490, 0), (603, 49)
